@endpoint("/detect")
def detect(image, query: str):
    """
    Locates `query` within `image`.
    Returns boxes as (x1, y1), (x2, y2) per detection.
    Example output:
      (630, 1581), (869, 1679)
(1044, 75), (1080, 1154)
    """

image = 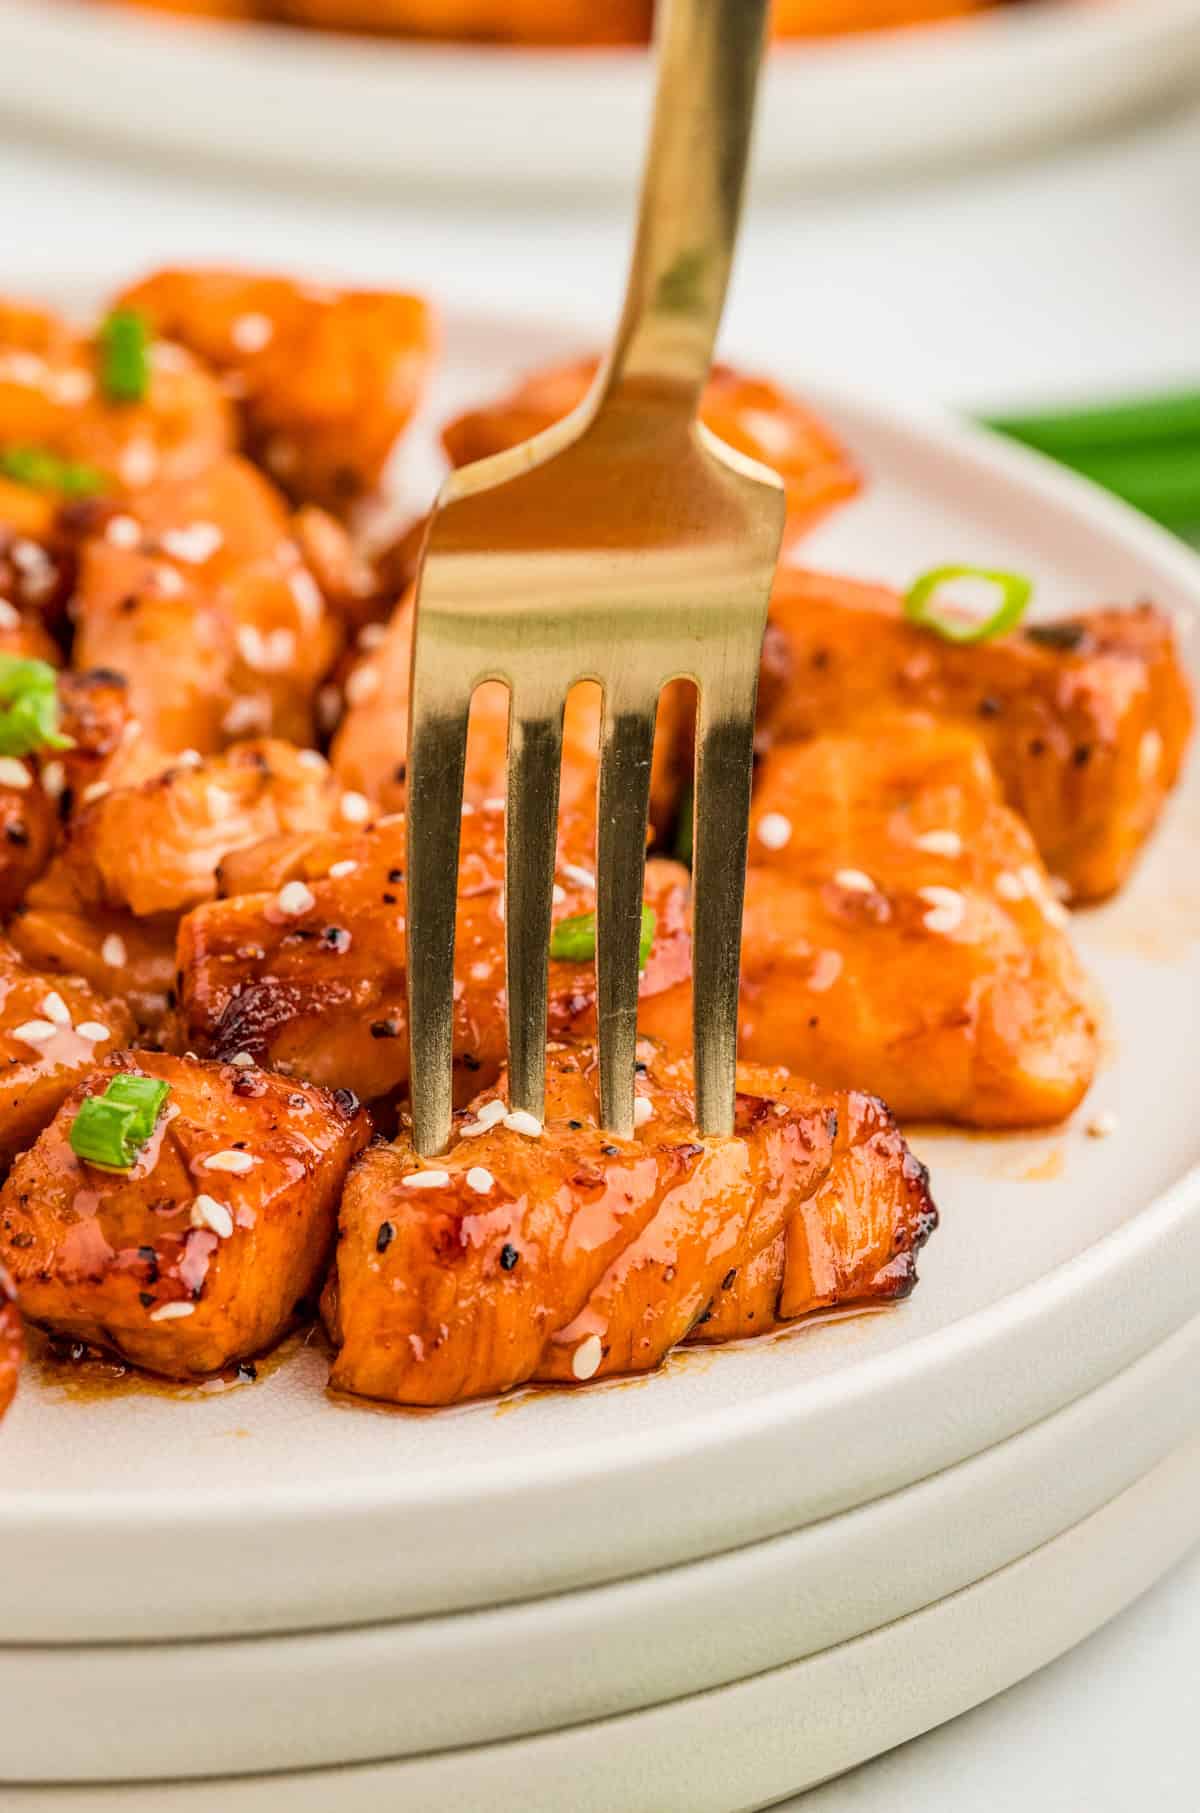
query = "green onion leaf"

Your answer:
(69, 1075), (171, 1171)
(98, 308), (152, 405)
(103, 1074), (171, 1144)
(903, 565), (1033, 645)
(0, 445), (108, 497)
(549, 905), (657, 969)
(0, 655), (71, 757)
